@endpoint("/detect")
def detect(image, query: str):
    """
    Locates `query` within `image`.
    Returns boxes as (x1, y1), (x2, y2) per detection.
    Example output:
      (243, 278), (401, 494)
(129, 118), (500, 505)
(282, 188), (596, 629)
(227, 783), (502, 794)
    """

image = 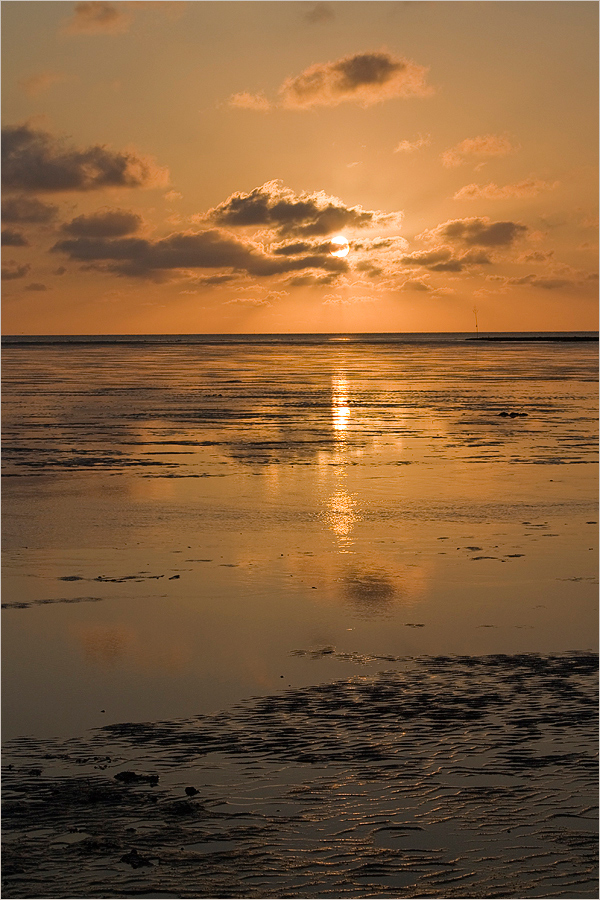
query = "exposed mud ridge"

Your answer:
(2, 653), (598, 899)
